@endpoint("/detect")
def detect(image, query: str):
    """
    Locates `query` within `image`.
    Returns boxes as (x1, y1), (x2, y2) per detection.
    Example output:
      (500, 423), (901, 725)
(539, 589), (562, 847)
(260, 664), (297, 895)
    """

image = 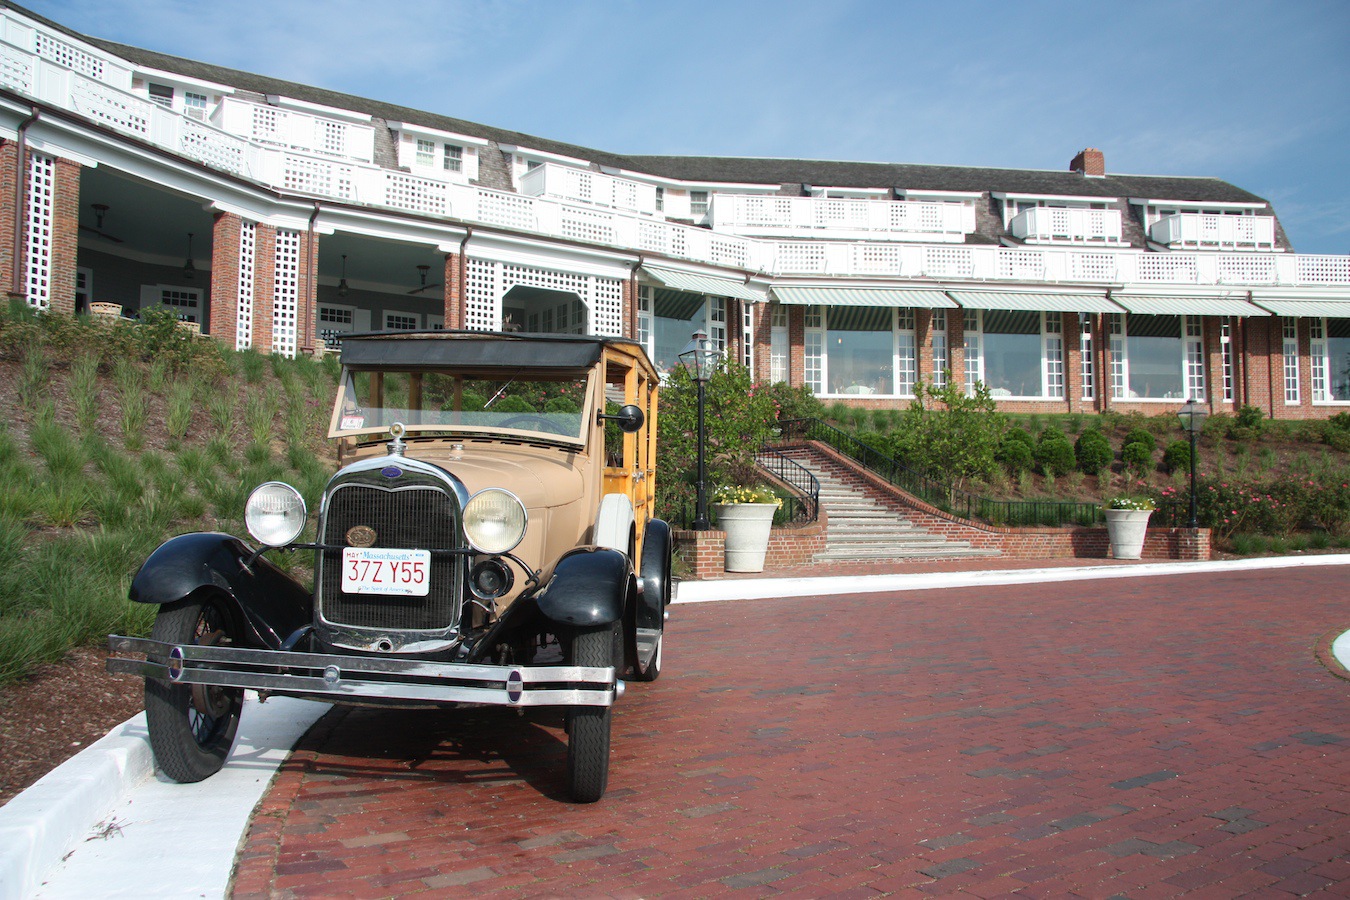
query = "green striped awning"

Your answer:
(1252, 299), (1350, 318)
(947, 291), (1119, 313)
(642, 266), (764, 302)
(1114, 296), (1270, 317)
(771, 286), (956, 308)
